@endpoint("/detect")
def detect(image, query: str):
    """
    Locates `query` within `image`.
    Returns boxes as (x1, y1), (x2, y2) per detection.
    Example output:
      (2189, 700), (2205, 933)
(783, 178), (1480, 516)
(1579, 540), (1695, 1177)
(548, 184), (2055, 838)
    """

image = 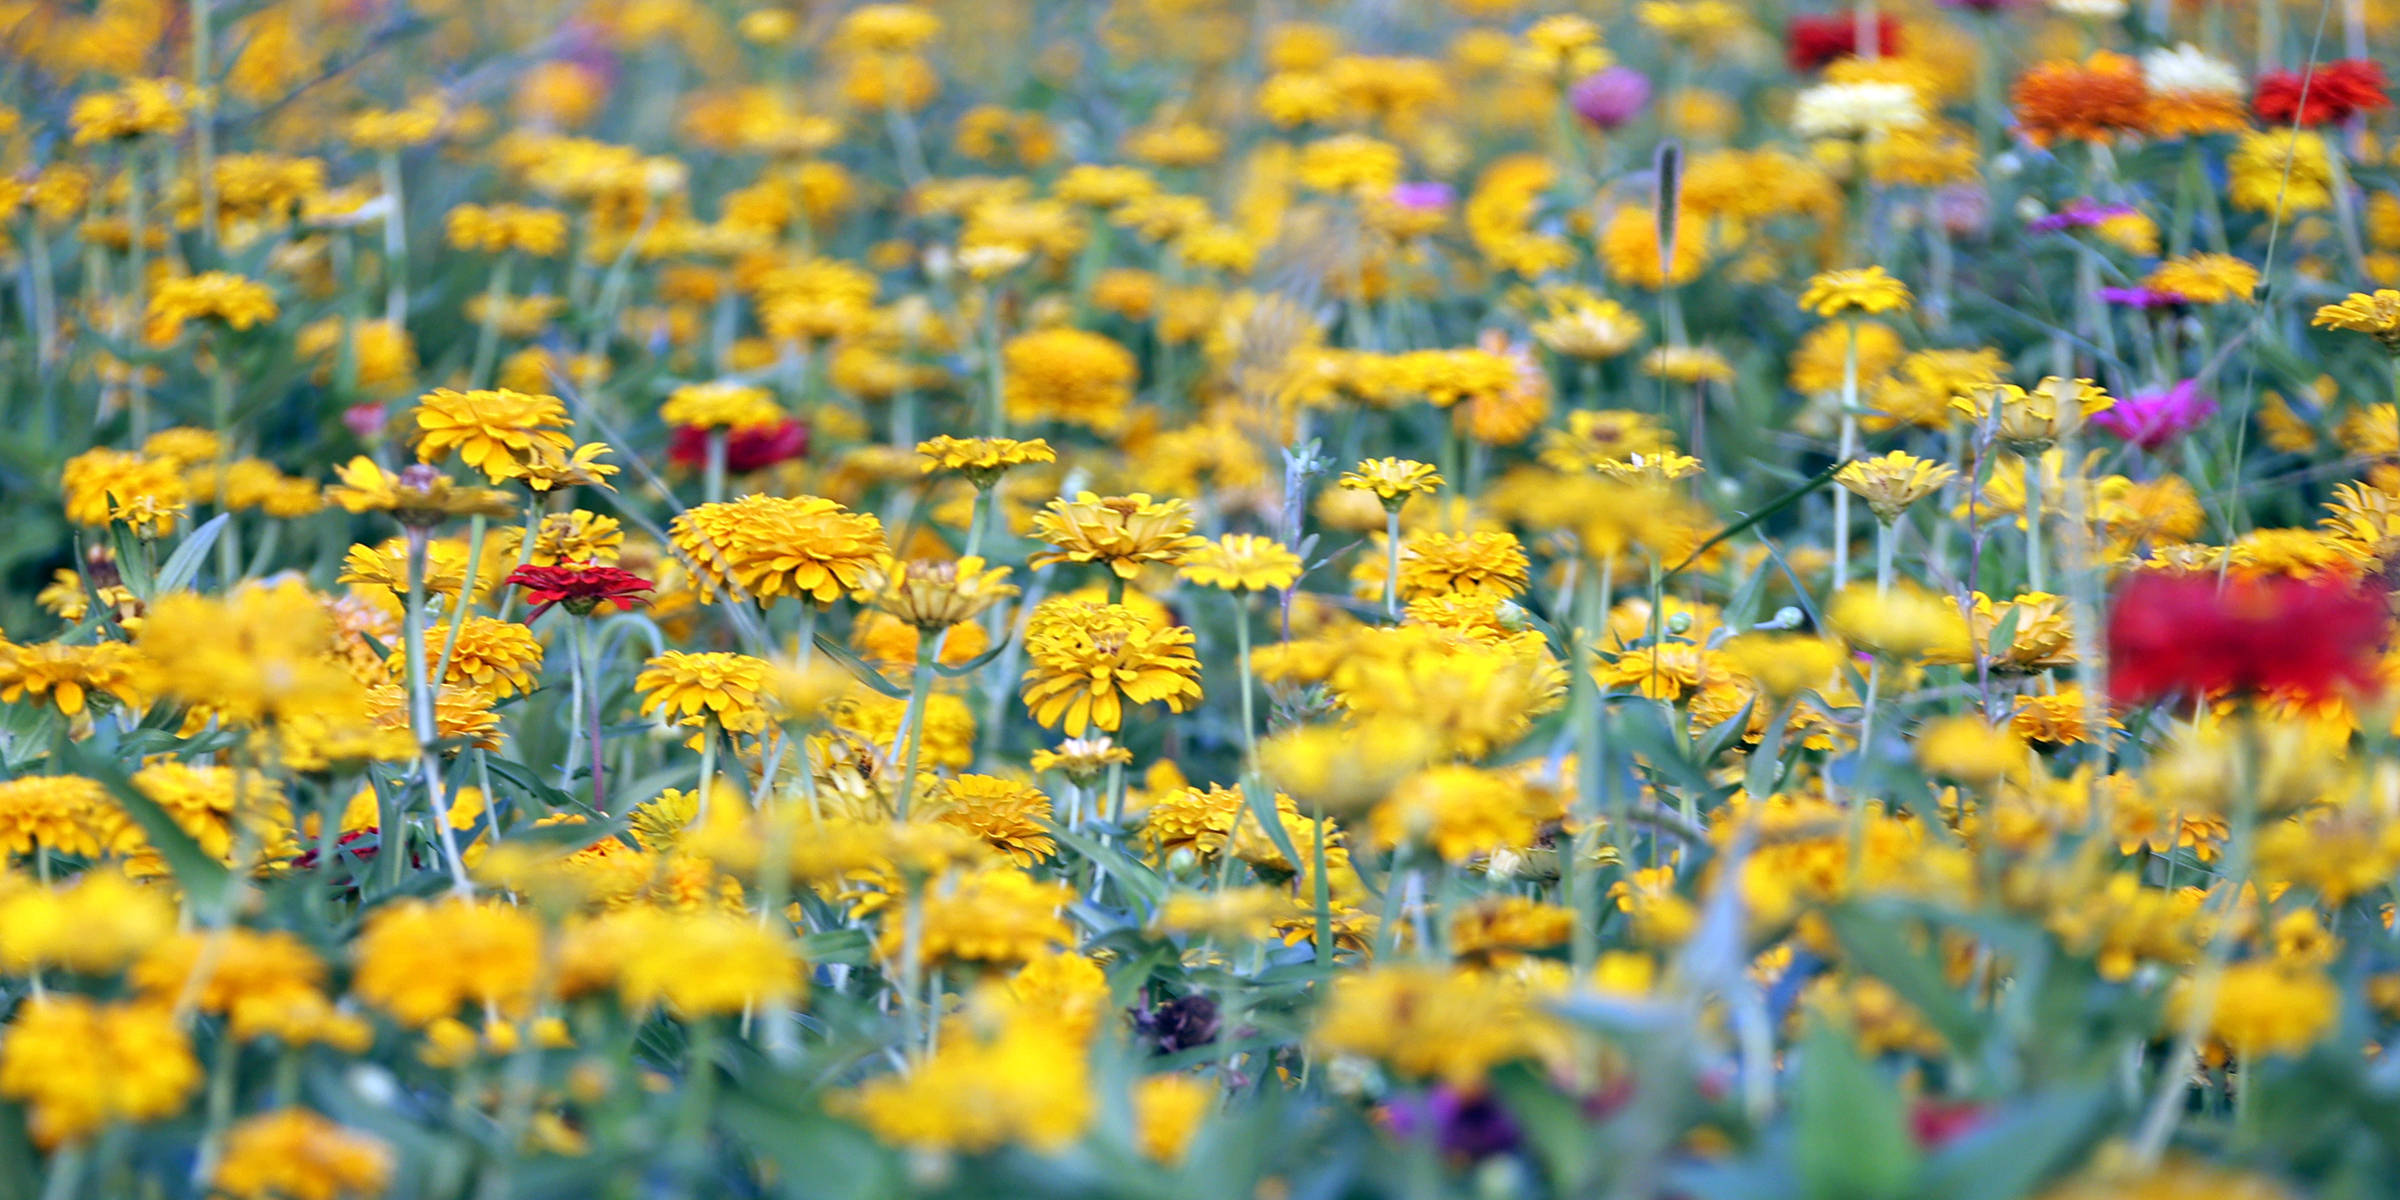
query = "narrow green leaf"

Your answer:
(1796, 1019), (1920, 1200)
(1665, 460), (1844, 580)
(153, 512), (232, 595)
(811, 632), (909, 698)
(1824, 904), (1984, 1055)
(1044, 820), (1168, 911)
(61, 742), (231, 909)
